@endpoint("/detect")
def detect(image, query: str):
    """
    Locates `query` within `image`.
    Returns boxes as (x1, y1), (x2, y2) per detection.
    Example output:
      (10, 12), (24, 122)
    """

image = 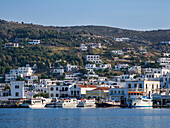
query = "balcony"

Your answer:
(128, 88), (144, 92)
